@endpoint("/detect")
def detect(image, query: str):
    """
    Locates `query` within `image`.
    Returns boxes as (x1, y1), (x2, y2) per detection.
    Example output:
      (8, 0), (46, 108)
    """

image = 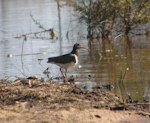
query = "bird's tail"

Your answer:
(47, 58), (53, 63)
